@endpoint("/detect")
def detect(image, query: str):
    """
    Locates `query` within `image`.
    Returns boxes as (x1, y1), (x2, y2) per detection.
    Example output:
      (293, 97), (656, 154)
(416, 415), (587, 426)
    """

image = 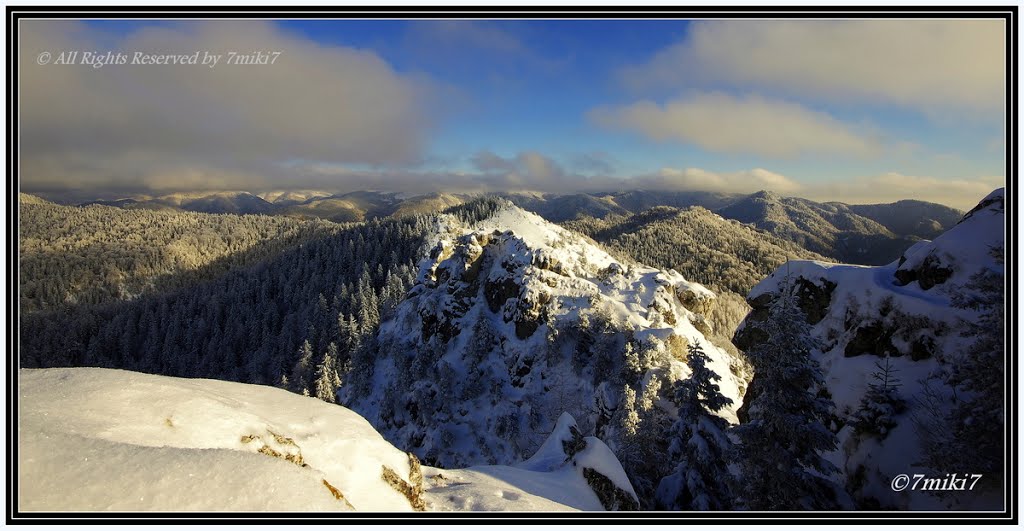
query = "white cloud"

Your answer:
(621, 20), (1005, 116)
(590, 92), (880, 158)
(636, 167), (803, 194)
(280, 153), (804, 197)
(19, 21), (437, 192)
(469, 150), (568, 188)
(804, 173), (1005, 210)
